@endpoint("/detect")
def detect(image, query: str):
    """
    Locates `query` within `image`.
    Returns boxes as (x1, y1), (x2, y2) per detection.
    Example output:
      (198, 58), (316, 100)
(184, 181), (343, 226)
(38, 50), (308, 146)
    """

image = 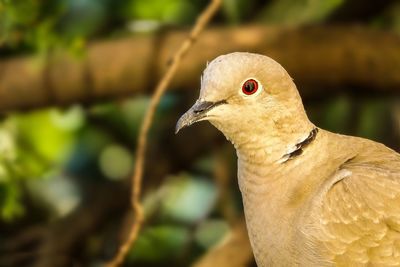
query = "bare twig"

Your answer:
(105, 1), (221, 266)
